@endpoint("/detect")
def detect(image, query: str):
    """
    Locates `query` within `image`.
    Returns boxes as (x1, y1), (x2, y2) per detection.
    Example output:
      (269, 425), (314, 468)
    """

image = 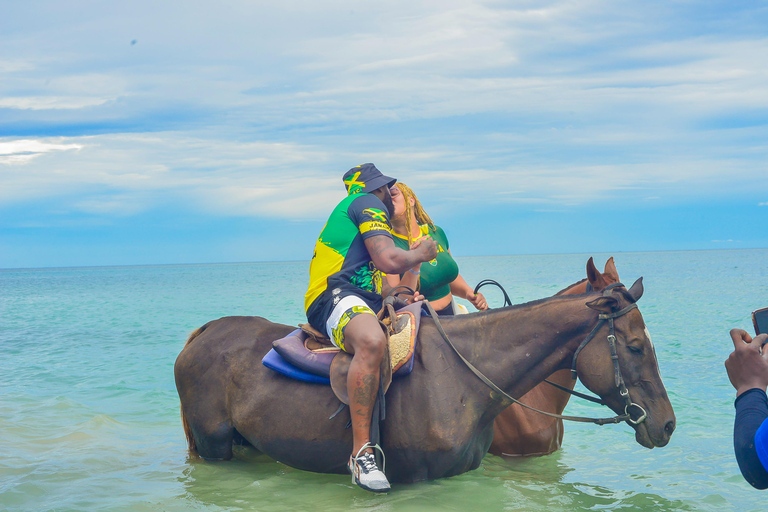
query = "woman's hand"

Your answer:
(466, 291), (488, 311)
(406, 291), (426, 305)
